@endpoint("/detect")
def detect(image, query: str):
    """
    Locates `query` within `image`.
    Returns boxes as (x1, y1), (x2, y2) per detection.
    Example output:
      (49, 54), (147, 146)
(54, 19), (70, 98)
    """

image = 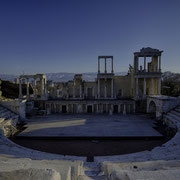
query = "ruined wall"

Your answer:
(0, 99), (26, 119)
(114, 75), (132, 98)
